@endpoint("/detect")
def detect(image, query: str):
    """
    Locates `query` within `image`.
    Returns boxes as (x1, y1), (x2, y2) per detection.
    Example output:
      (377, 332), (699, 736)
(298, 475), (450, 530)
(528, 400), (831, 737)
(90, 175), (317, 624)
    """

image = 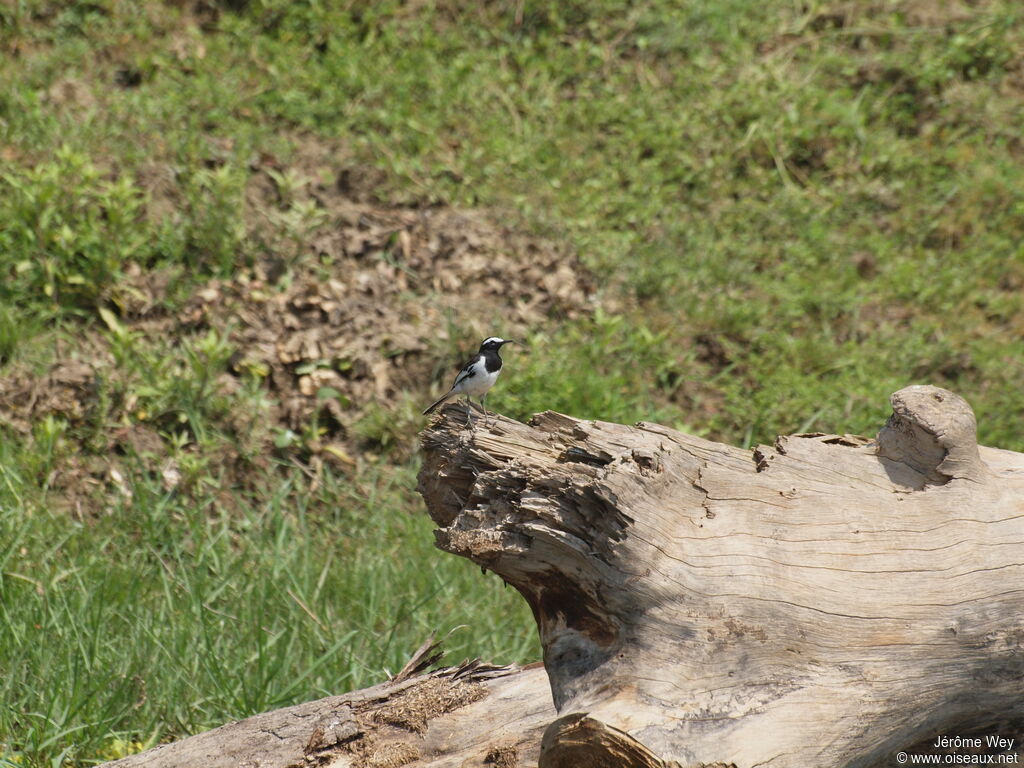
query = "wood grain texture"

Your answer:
(417, 386), (1024, 767)
(103, 386), (1024, 768)
(102, 662), (554, 768)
